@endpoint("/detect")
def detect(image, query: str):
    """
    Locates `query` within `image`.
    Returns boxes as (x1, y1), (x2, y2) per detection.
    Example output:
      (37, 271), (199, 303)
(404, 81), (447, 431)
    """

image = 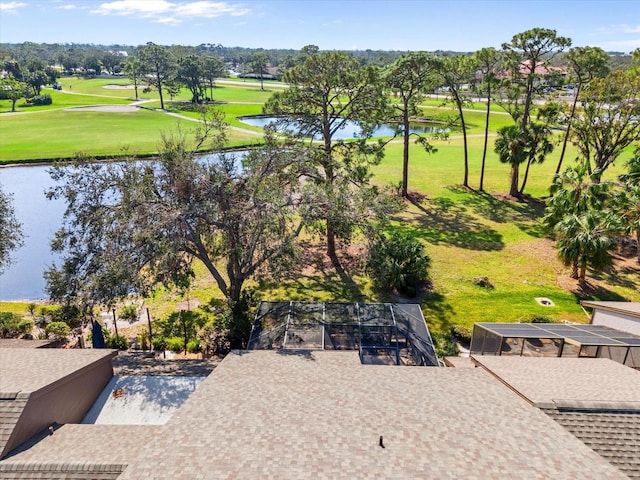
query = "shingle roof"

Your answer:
(116, 350), (624, 479)
(473, 355), (640, 478)
(0, 349), (116, 396)
(0, 349), (117, 462)
(544, 410), (640, 479)
(0, 340), (55, 349)
(473, 356), (640, 409)
(0, 424), (157, 479)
